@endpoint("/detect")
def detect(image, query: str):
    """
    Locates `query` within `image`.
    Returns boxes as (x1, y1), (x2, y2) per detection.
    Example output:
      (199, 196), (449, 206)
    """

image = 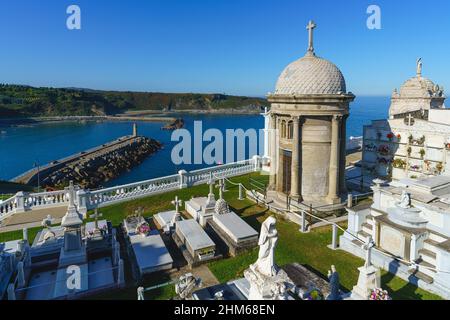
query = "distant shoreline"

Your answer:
(0, 115), (173, 127)
(0, 109), (263, 127)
